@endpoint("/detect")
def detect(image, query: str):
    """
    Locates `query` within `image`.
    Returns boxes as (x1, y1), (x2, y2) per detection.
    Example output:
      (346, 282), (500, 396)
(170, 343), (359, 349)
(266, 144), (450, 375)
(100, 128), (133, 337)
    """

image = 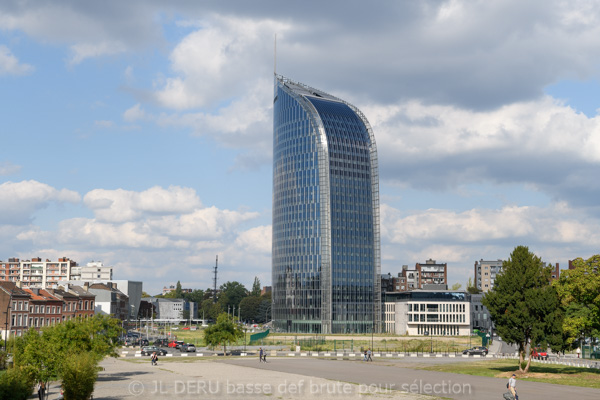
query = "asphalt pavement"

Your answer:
(220, 357), (600, 400)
